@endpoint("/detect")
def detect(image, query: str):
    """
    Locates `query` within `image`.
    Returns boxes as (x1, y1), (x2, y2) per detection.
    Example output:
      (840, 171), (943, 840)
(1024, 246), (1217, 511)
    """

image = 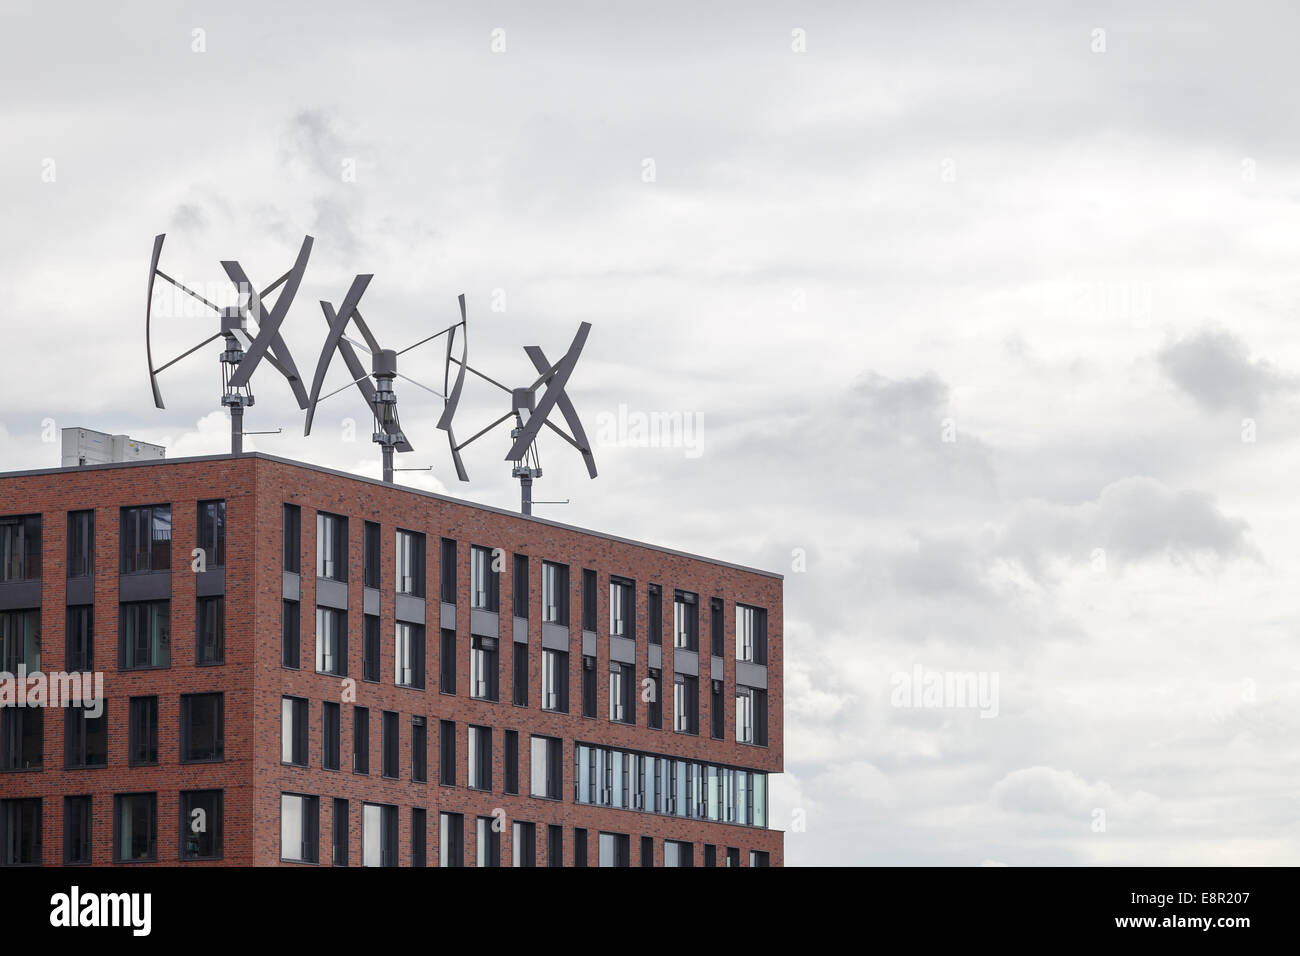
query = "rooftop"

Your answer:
(0, 451), (783, 580)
